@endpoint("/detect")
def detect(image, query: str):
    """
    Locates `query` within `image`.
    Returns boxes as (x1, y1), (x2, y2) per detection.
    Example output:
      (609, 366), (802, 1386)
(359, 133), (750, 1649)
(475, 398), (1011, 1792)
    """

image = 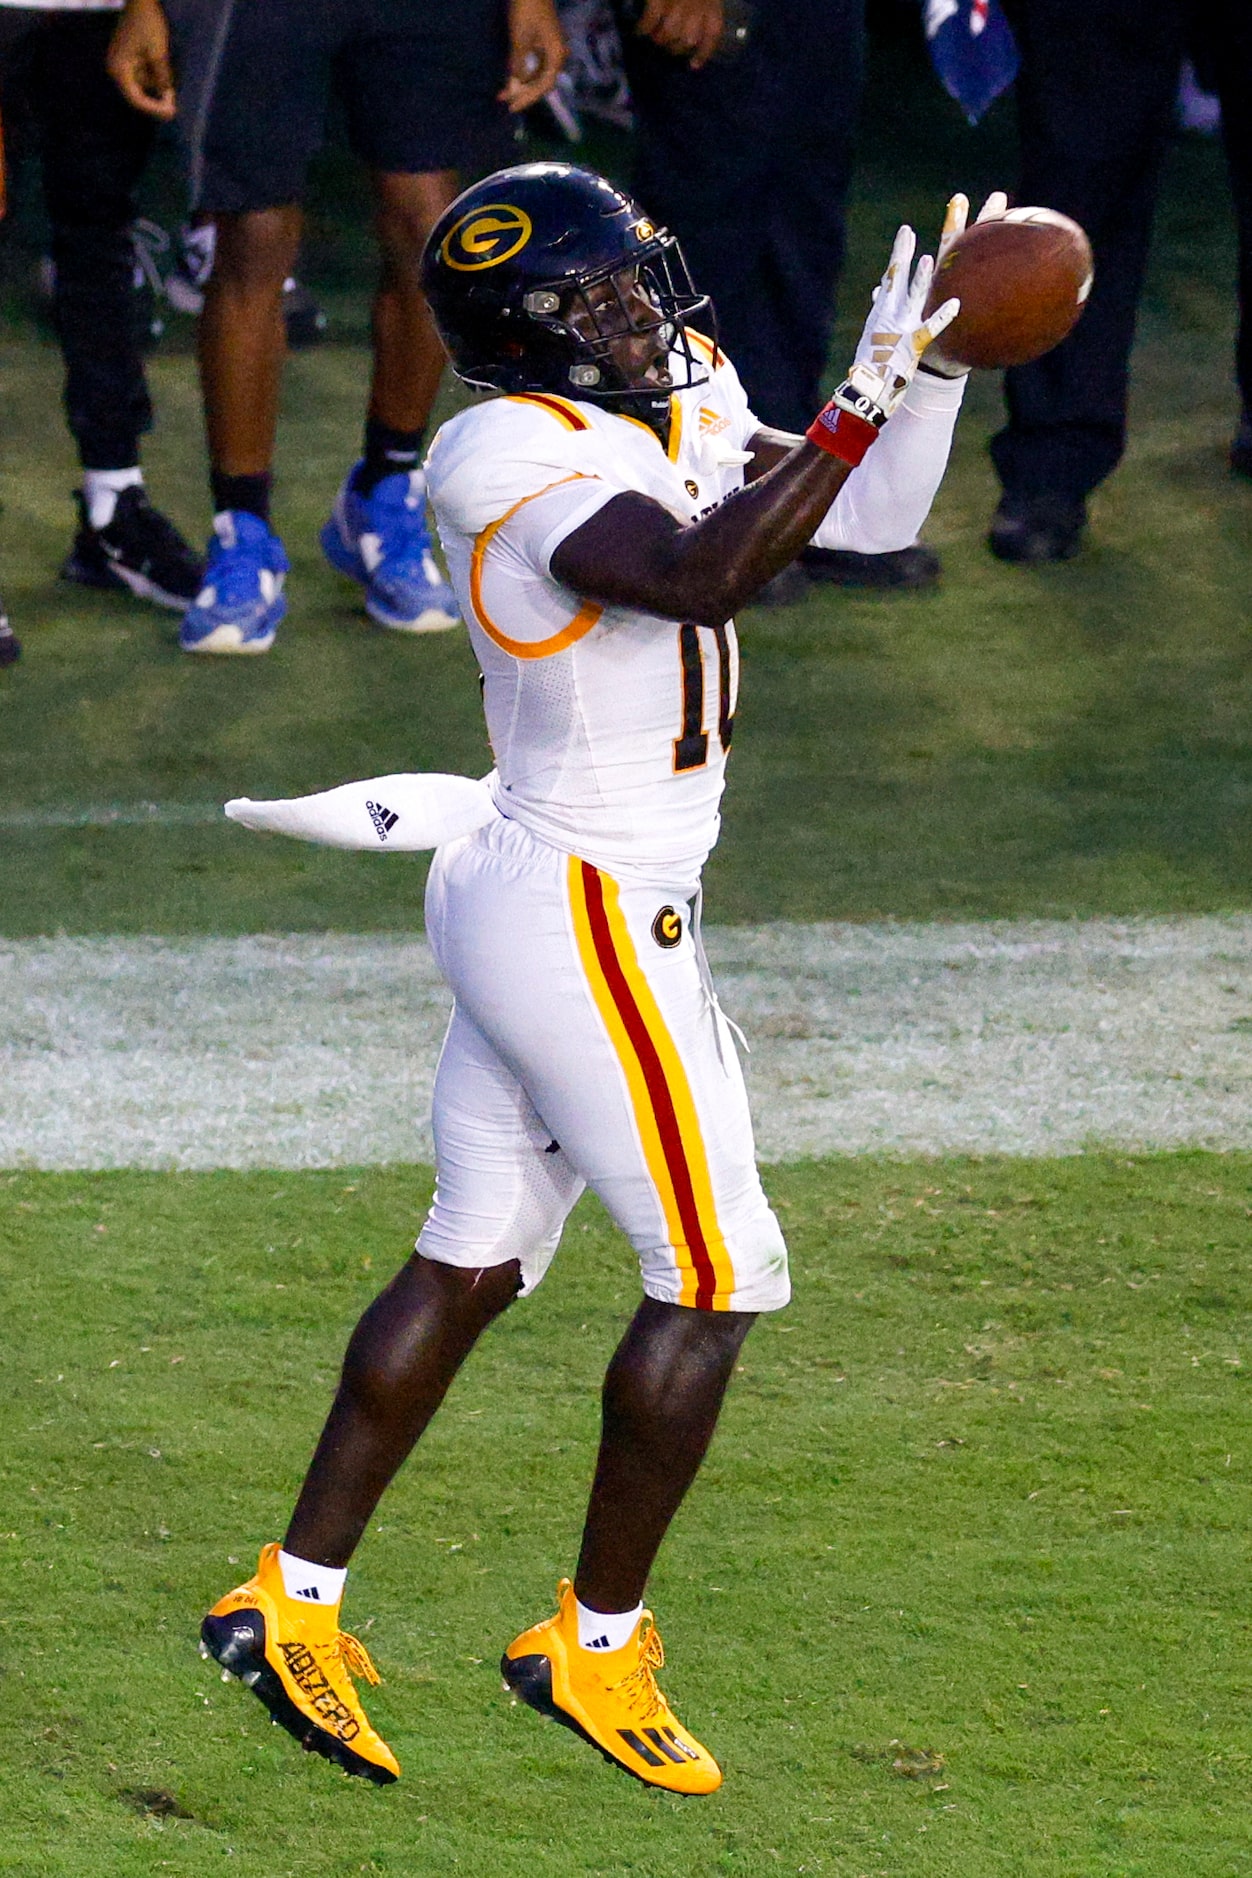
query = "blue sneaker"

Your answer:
(180, 511), (288, 656)
(320, 465), (459, 633)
